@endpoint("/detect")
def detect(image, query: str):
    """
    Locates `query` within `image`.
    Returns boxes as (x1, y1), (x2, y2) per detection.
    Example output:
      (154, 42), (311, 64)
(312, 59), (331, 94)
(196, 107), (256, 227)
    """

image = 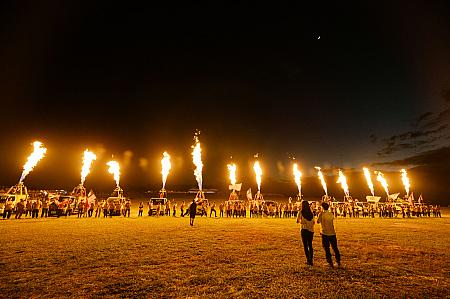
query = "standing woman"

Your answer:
(297, 200), (315, 266)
